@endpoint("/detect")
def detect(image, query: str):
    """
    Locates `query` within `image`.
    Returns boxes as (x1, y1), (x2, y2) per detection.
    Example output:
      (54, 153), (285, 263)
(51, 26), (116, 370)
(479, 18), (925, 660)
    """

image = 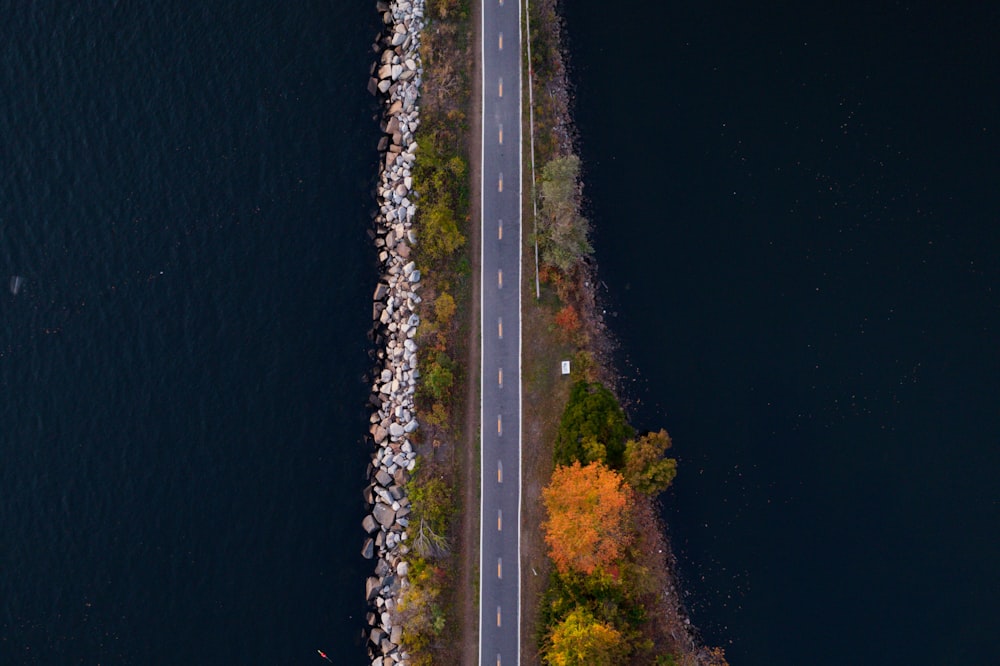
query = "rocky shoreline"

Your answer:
(361, 1), (426, 664)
